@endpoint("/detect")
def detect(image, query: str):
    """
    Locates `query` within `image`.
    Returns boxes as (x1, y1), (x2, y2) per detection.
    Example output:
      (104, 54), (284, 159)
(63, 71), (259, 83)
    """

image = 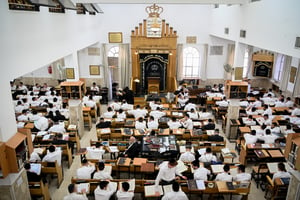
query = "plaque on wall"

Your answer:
(289, 66), (297, 83)
(252, 51), (274, 78)
(108, 32), (123, 43)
